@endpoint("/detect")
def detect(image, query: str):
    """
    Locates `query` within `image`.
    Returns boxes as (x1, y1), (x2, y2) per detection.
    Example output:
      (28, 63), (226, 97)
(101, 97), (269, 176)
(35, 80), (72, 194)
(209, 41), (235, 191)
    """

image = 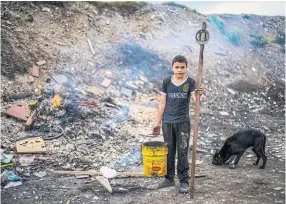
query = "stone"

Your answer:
(125, 82), (138, 90)
(246, 154), (254, 158)
(36, 60), (47, 66)
(42, 7), (51, 12)
(119, 187), (129, 192)
(219, 111), (229, 116)
(273, 187), (283, 191)
(101, 78), (112, 88)
(121, 87), (133, 98)
(226, 88), (236, 95)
